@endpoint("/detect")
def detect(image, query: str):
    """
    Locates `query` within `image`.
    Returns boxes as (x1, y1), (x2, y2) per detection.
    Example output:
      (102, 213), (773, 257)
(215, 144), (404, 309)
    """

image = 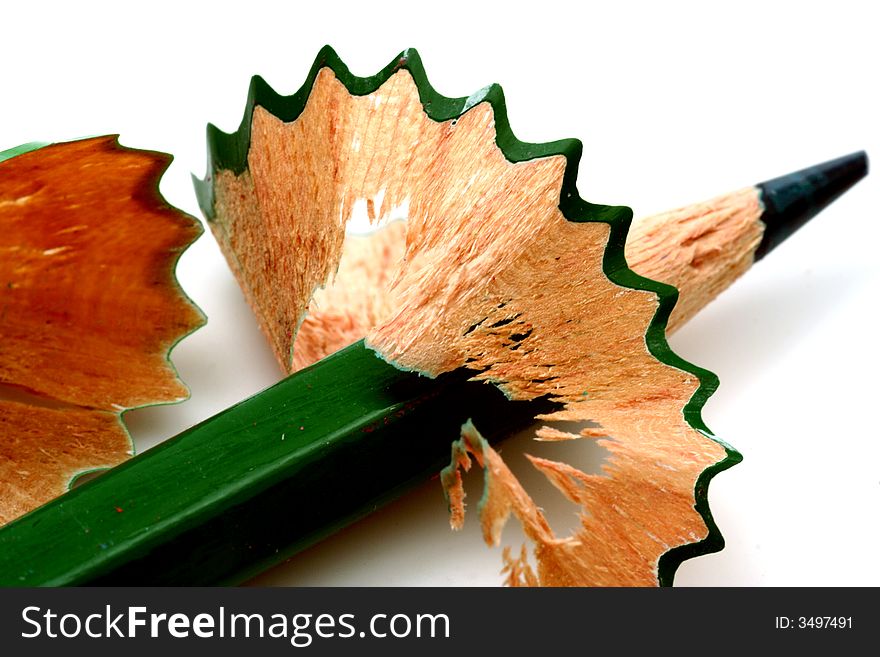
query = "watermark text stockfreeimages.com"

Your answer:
(21, 605), (450, 646)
